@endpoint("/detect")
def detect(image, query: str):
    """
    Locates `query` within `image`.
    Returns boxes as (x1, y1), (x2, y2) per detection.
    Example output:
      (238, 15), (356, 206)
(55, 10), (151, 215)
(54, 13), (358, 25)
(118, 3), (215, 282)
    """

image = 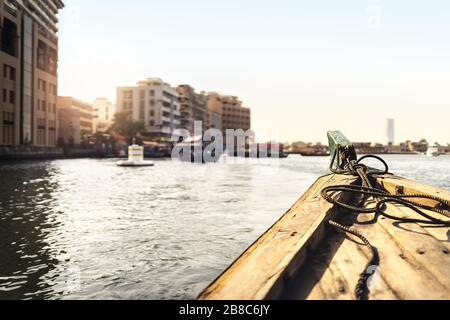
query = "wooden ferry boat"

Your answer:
(198, 131), (450, 300)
